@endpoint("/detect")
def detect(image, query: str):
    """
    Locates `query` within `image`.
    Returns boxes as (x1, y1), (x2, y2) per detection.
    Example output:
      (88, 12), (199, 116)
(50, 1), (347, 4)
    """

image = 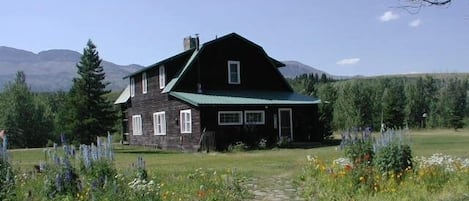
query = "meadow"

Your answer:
(5, 128), (469, 200)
